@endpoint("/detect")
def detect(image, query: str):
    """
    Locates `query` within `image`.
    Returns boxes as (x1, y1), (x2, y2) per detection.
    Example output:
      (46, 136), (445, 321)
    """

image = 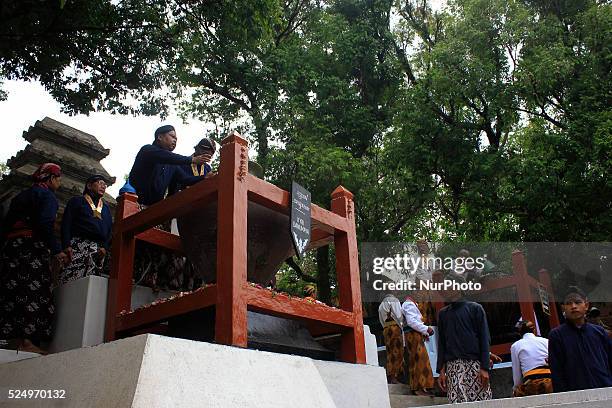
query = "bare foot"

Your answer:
(414, 389), (433, 396)
(18, 339), (48, 355)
